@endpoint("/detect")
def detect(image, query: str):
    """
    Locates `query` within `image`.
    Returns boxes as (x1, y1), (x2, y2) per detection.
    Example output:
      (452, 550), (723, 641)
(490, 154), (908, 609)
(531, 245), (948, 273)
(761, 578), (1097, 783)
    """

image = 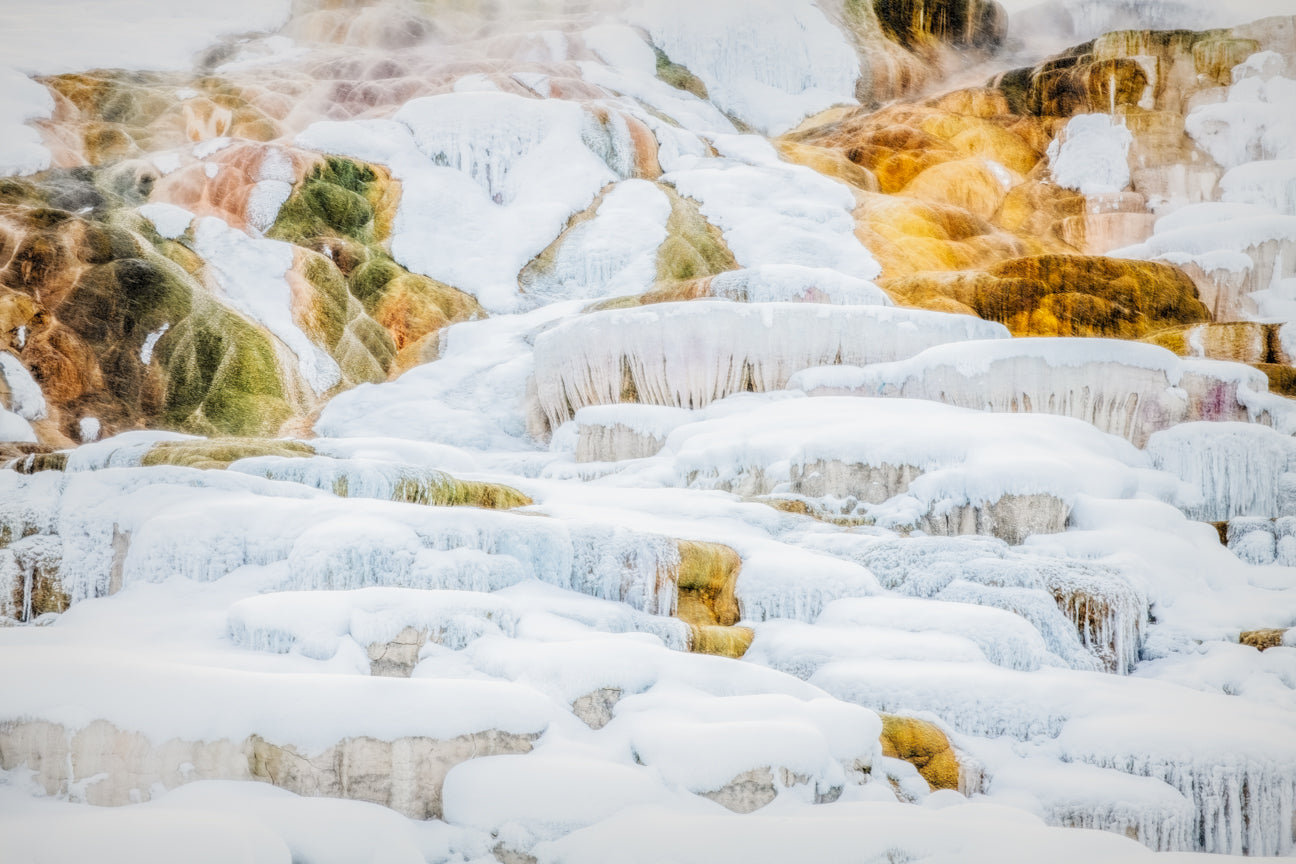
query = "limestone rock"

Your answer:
(0, 718), (536, 820)
(885, 255), (1209, 338)
(1239, 628), (1291, 651)
(878, 714), (961, 791)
